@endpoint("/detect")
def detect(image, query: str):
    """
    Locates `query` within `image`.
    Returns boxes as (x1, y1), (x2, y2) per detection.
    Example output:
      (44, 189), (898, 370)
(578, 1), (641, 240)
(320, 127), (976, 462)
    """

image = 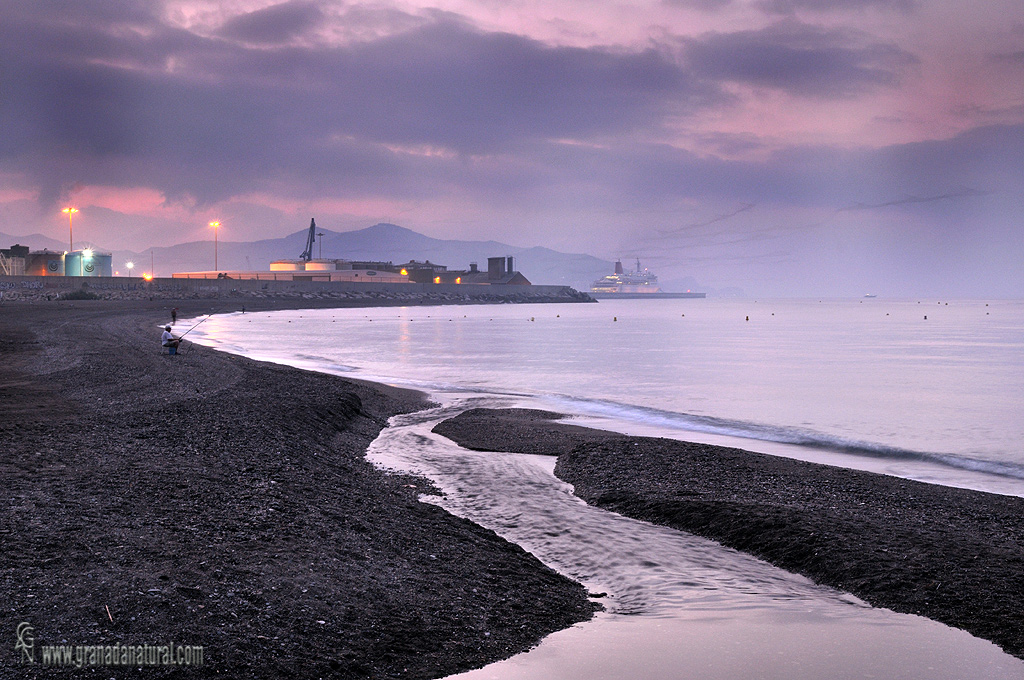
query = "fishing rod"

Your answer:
(177, 315), (210, 340)
(177, 315), (210, 357)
